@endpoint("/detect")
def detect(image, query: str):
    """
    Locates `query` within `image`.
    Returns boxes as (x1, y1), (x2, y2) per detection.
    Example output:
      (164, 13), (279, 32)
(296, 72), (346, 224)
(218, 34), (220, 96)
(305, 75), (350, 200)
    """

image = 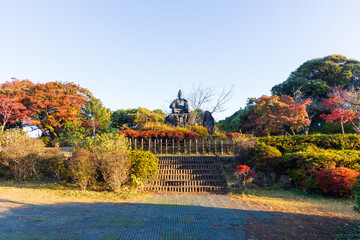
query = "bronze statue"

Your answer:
(165, 90), (195, 127)
(169, 90), (189, 114)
